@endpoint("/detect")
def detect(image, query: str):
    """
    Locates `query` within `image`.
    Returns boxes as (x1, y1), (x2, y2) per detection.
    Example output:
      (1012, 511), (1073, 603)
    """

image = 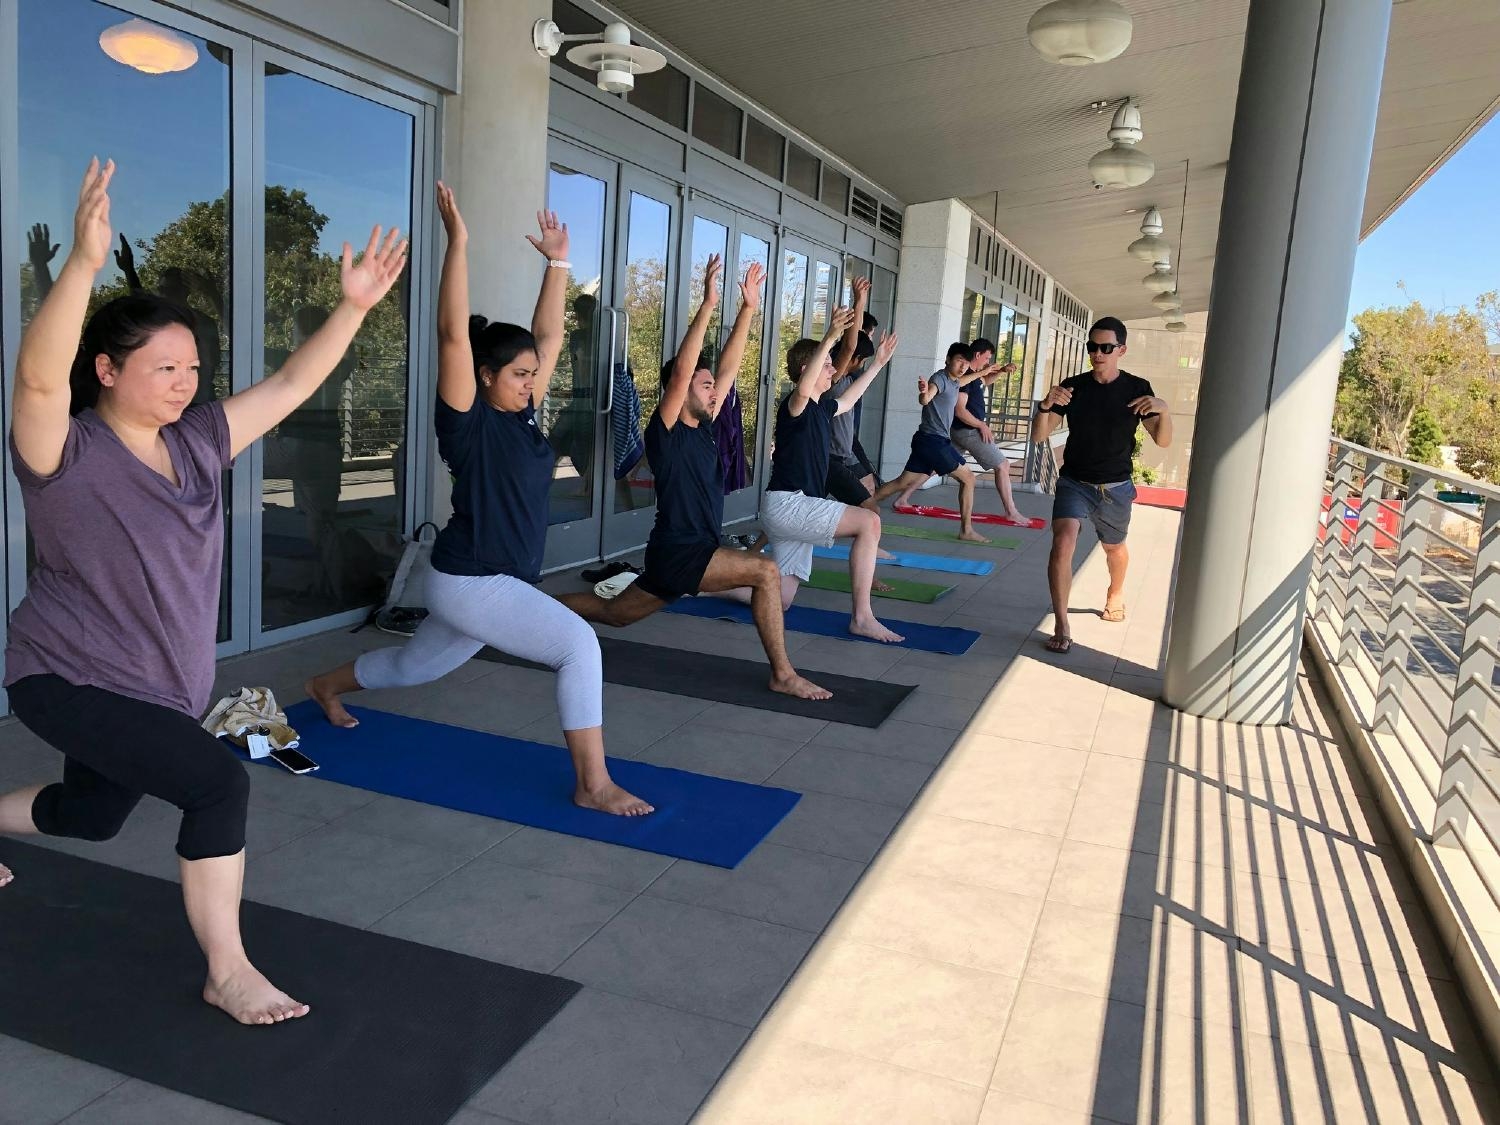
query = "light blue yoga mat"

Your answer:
(814, 544), (994, 576)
